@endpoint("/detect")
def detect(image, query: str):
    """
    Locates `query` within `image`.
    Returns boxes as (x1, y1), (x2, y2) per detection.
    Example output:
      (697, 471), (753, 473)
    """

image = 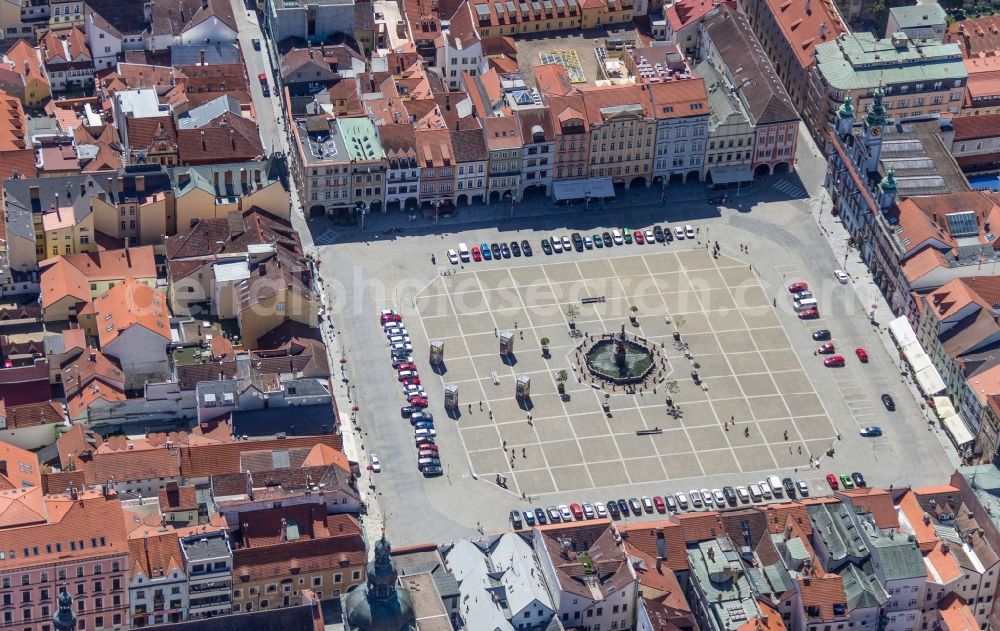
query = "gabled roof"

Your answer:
(177, 435), (344, 479)
(177, 113), (263, 164)
(149, 0), (236, 38)
(759, 0), (846, 70)
(0, 439), (41, 490)
(5, 40), (48, 86)
(128, 530), (184, 580)
(93, 277), (170, 346)
(536, 520), (634, 602)
(40, 247), (156, 309)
